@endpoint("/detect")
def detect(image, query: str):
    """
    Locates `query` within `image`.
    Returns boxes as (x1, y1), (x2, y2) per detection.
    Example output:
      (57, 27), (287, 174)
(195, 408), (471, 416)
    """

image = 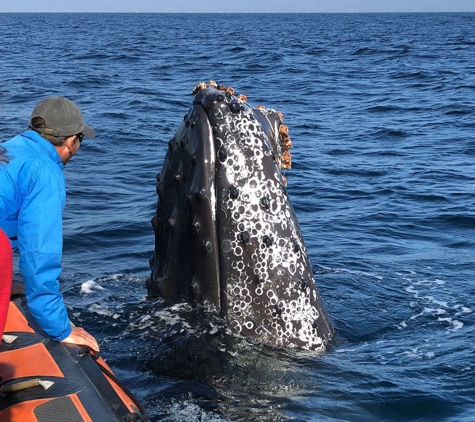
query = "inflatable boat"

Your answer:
(0, 295), (150, 421)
